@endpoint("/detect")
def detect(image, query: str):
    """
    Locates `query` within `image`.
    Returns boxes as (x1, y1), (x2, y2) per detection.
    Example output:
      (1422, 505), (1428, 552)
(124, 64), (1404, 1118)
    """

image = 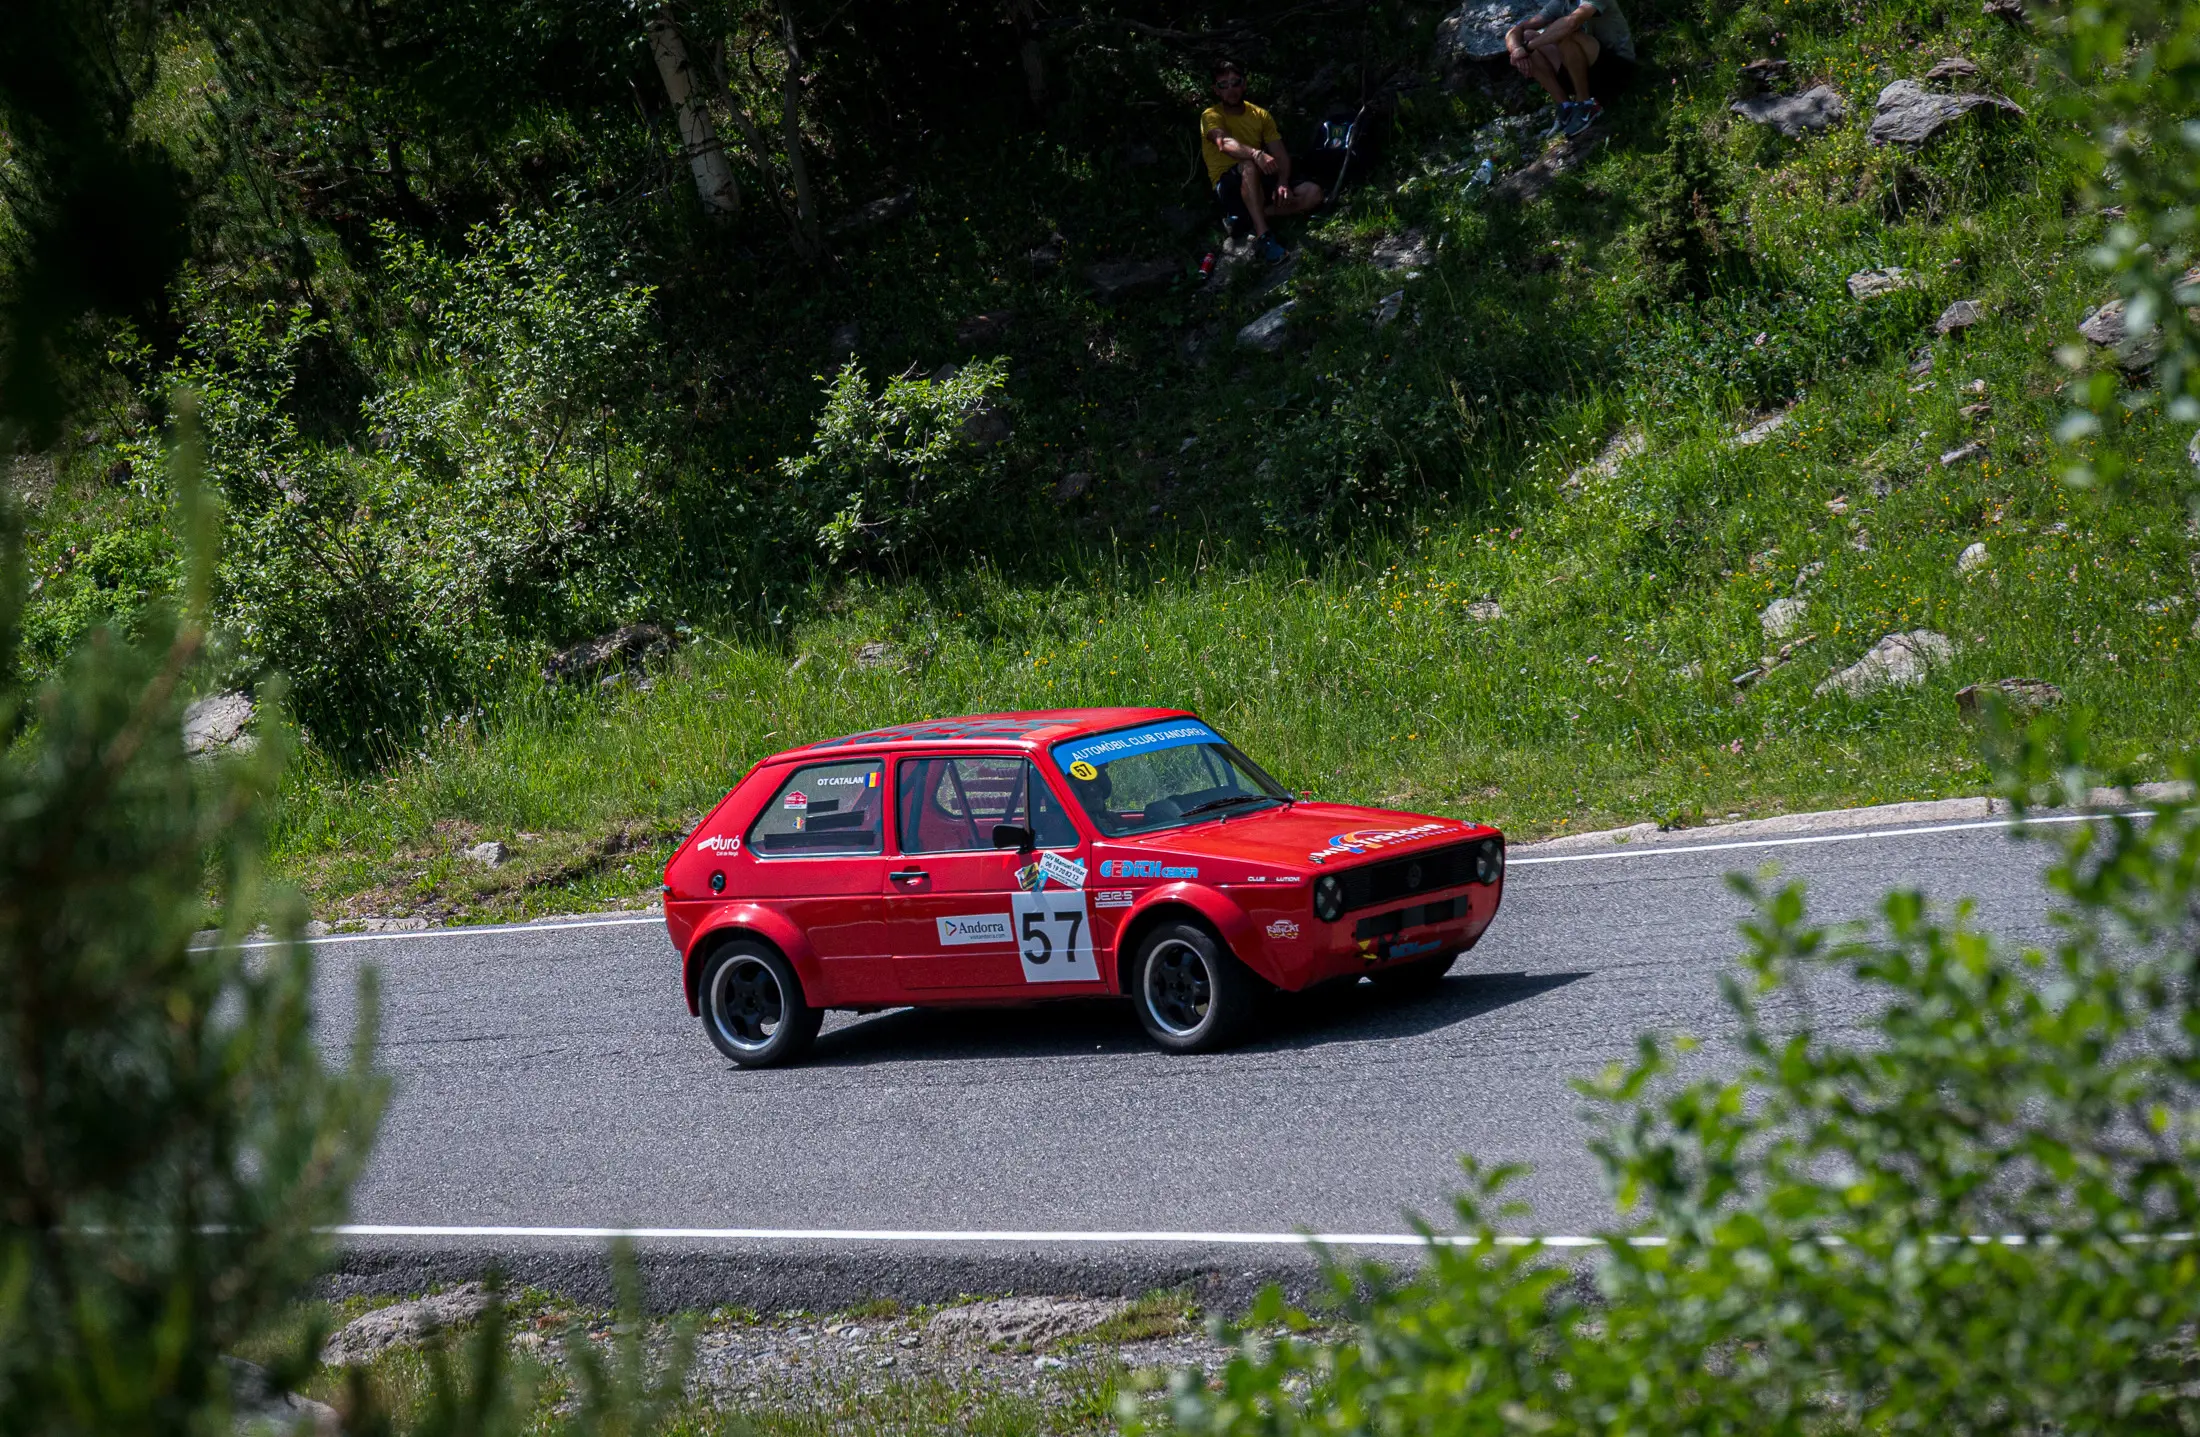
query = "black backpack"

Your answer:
(1302, 103), (1388, 199)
